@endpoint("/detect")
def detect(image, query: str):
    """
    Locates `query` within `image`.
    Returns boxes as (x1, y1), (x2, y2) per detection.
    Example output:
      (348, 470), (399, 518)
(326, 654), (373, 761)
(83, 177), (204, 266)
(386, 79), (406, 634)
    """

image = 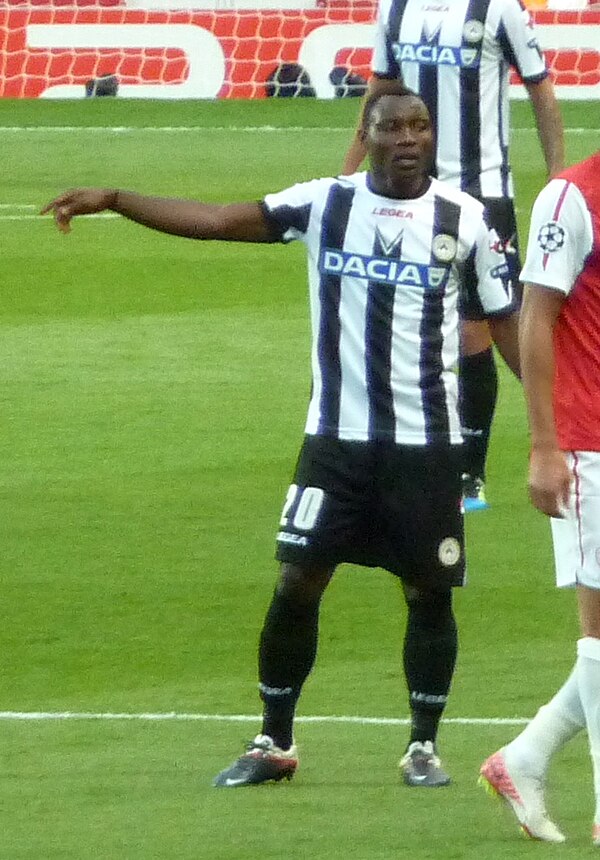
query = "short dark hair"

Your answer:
(360, 82), (423, 133)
